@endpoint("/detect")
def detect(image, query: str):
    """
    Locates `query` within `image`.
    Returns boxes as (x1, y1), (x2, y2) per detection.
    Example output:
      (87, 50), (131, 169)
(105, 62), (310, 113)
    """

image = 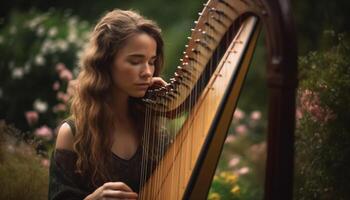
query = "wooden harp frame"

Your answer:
(141, 0), (297, 199)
